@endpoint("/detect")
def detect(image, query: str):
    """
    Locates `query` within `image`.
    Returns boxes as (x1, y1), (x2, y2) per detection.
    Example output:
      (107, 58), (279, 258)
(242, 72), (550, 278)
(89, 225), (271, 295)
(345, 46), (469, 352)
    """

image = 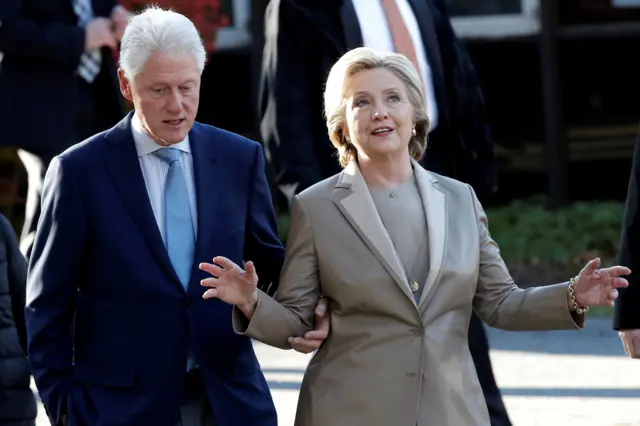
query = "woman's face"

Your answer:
(343, 67), (414, 162)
